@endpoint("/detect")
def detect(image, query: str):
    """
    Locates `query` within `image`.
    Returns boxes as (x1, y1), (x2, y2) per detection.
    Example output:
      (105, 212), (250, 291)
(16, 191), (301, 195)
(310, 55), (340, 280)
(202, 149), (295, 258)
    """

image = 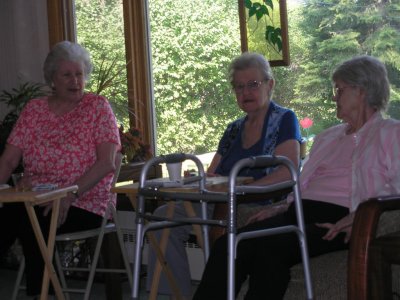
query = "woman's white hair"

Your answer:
(332, 55), (390, 111)
(43, 41), (93, 86)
